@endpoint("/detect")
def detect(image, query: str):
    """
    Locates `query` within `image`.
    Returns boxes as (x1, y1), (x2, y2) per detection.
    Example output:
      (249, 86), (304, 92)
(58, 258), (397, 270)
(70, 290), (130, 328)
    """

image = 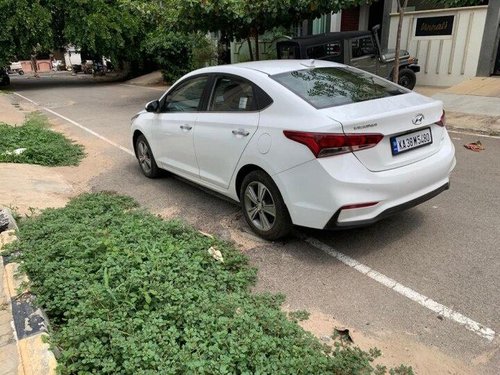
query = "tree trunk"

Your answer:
(393, 0), (408, 85)
(247, 37), (254, 61)
(255, 32), (260, 61)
